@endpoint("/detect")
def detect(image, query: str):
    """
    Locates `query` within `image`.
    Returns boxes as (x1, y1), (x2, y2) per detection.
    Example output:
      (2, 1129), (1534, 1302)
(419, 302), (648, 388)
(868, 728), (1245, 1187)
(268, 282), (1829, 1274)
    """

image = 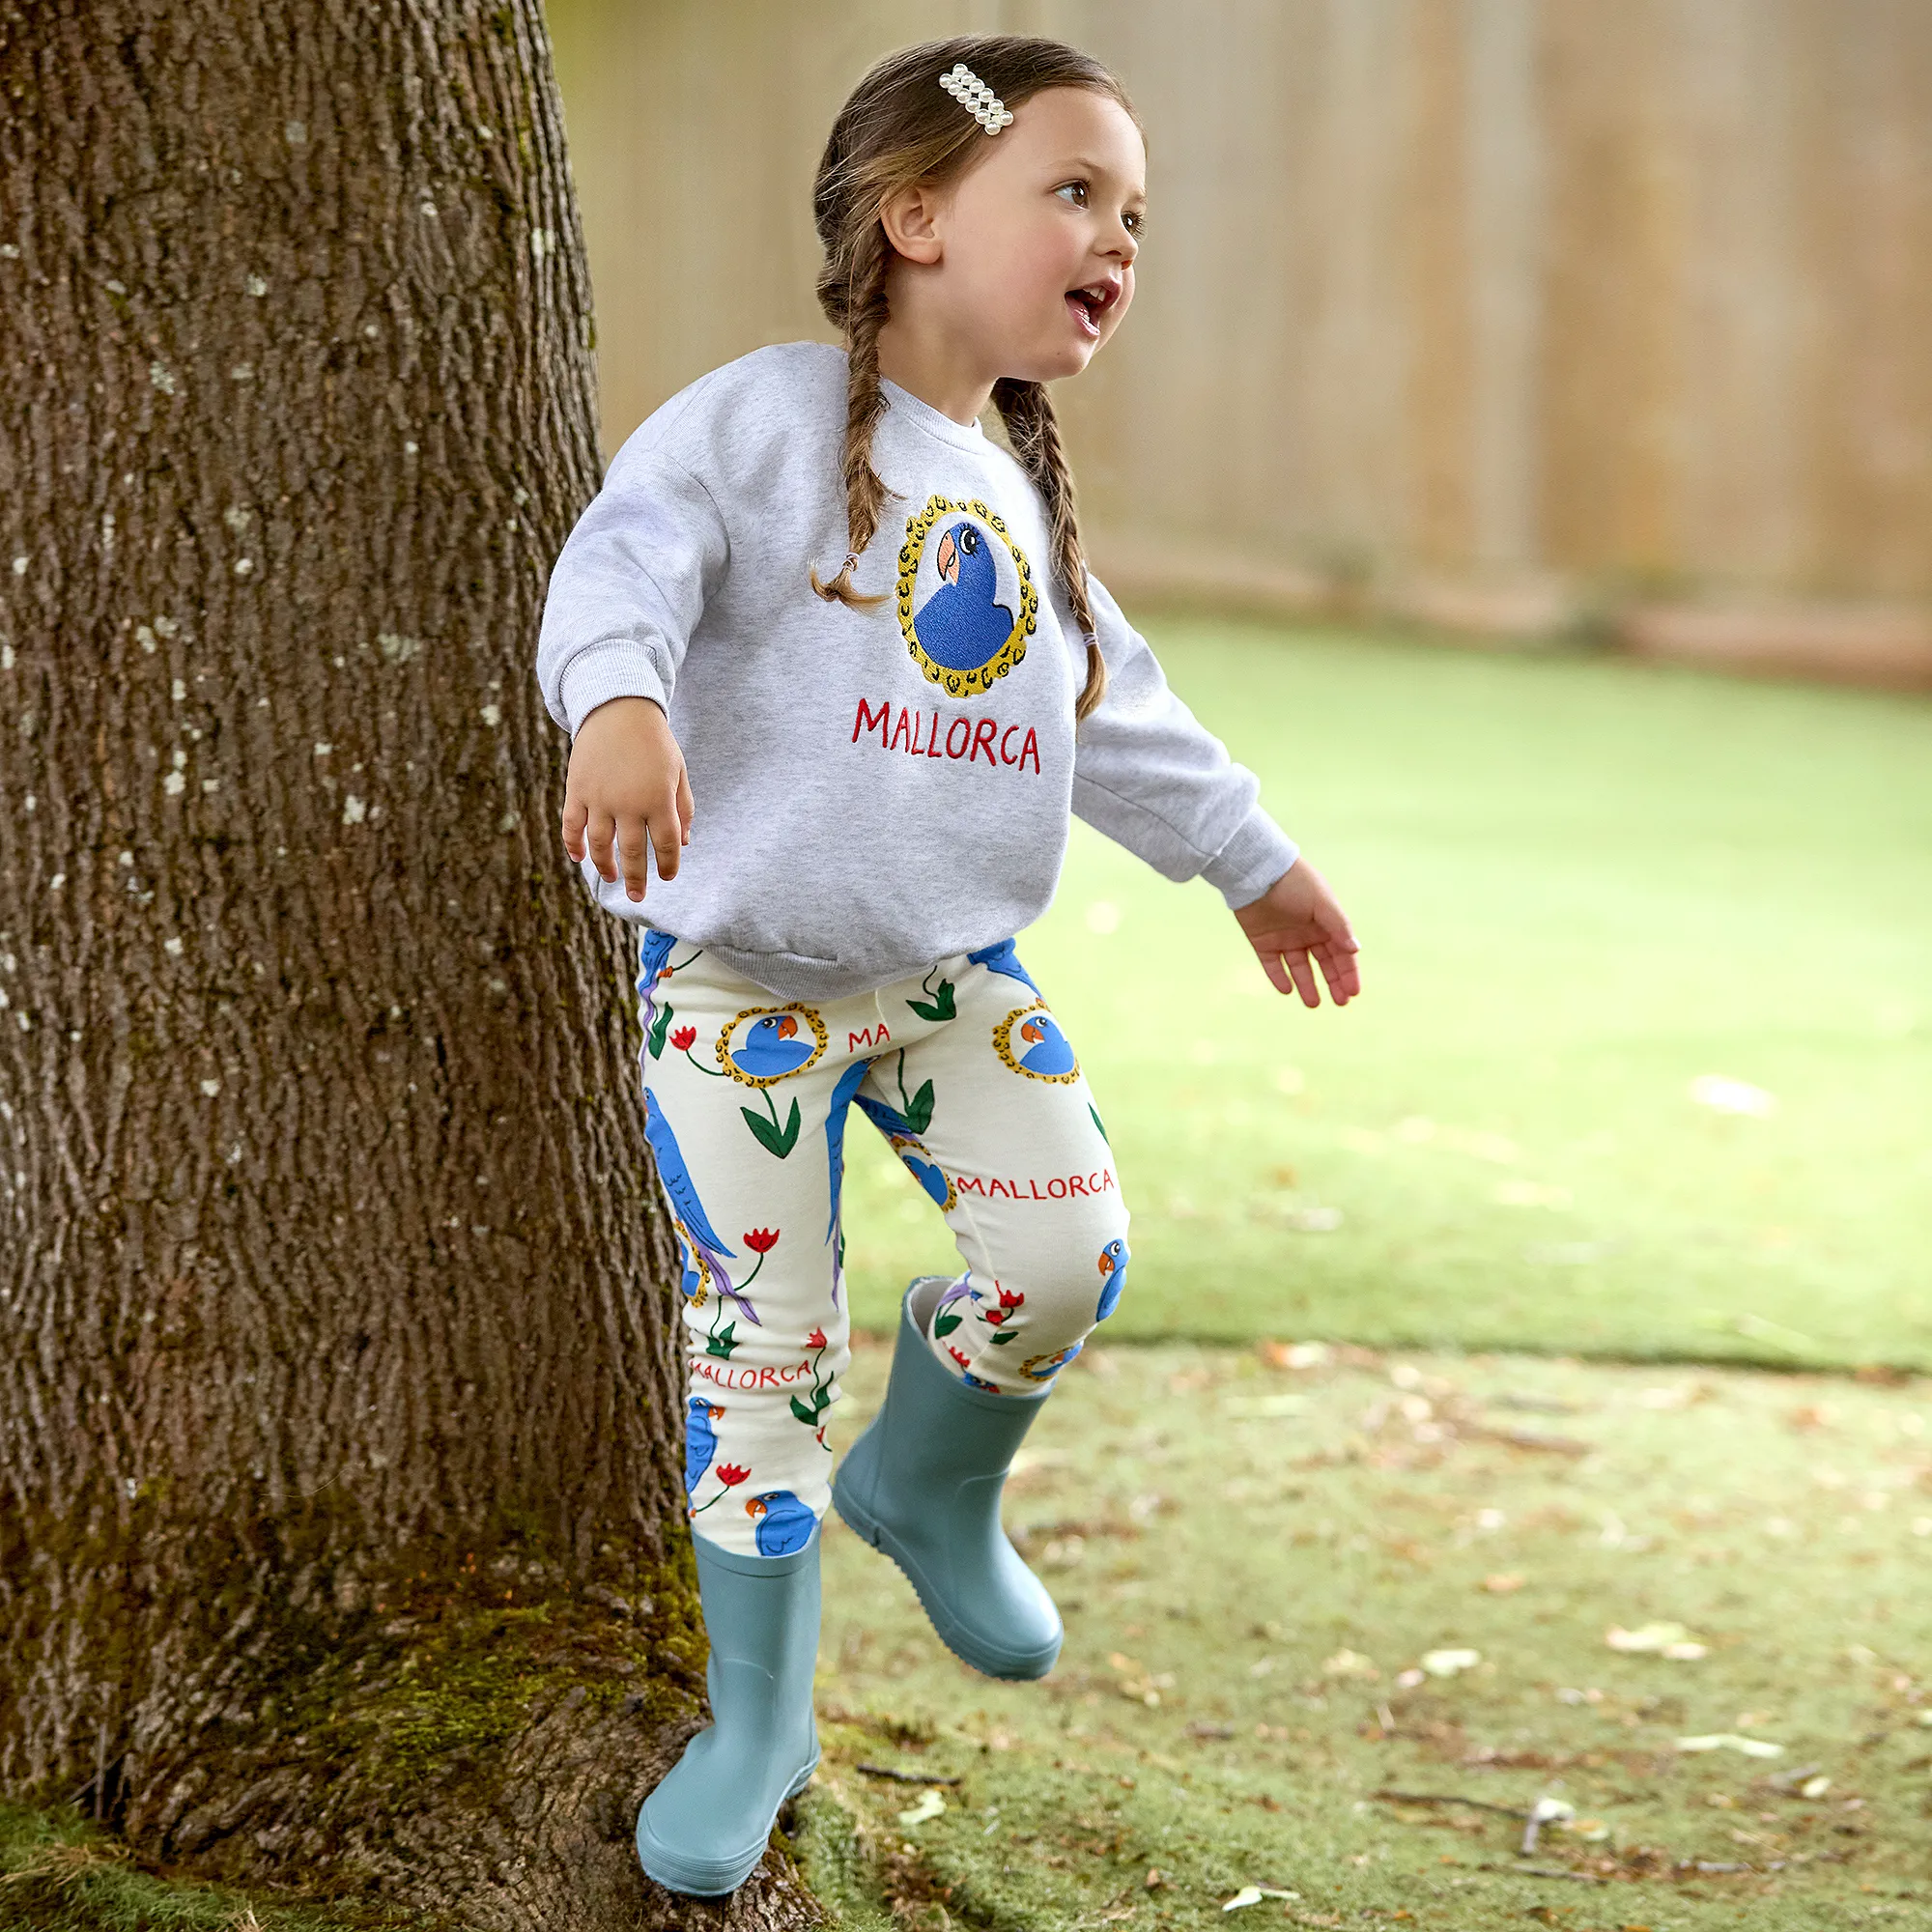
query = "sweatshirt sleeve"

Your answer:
(1068, 570), (1300, 910)
(535, 429), (730, 736)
